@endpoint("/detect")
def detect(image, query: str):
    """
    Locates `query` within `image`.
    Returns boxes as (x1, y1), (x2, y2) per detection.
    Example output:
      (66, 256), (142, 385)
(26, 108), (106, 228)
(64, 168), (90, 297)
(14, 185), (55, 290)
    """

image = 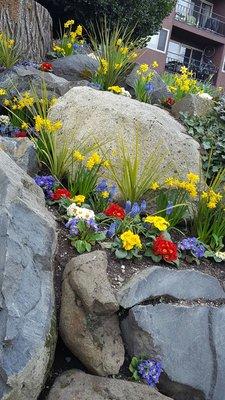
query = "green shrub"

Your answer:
(181, 110), (225, 181)
(39, 0), (175, 40)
